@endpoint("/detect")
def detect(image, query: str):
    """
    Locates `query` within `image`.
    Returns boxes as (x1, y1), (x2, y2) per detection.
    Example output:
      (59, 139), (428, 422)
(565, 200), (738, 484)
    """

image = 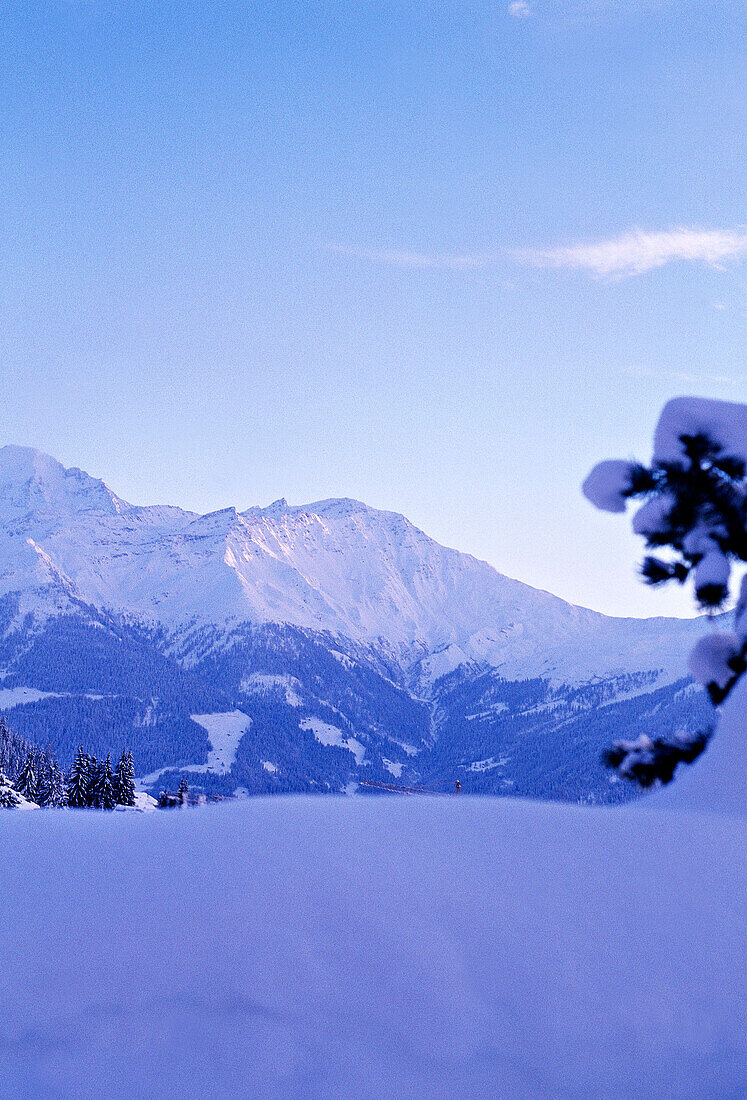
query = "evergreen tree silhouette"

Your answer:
(34, 748), (52, 806)
(0, 771), (22, 807)
(16, 752), (38, 803)
(88, 756), (101, 807)
(114, 749), (136, 806)
(46, 762), (68, 807)
(586, 408), (746, 786)
(67, 748), (90, 808)
(98, 755), (116, 811)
